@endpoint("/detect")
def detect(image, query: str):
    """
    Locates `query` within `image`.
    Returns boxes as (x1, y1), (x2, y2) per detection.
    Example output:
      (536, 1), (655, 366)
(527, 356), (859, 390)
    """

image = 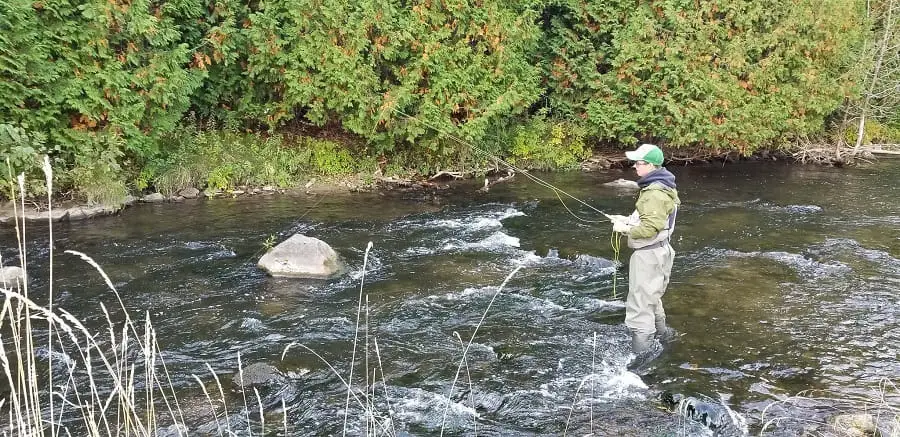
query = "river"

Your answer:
(1, 160), (898, 436)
